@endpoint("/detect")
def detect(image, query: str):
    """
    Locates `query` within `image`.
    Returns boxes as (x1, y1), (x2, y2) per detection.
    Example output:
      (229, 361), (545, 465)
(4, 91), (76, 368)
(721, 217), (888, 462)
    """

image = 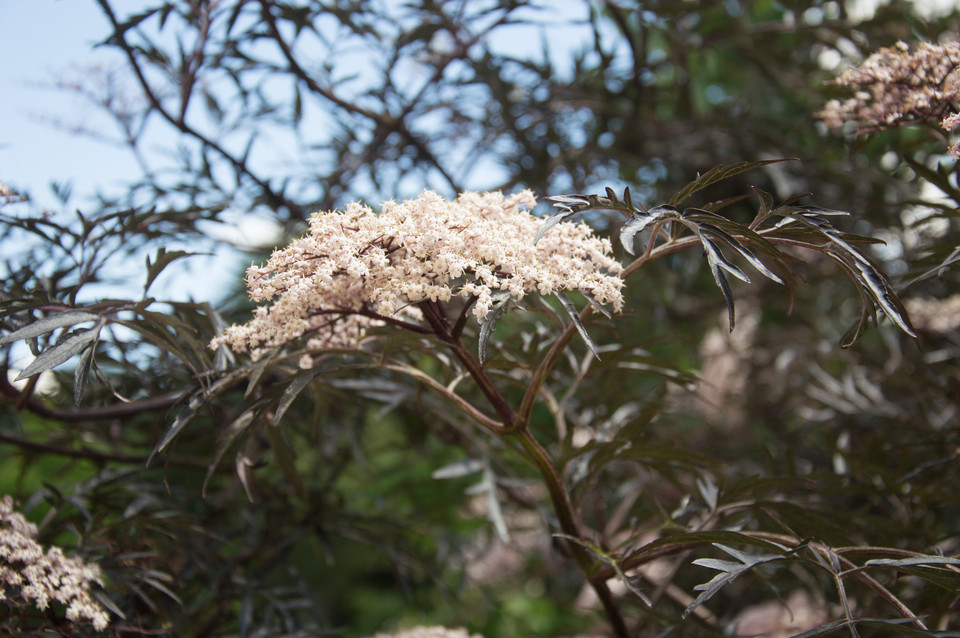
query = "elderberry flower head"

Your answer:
(0, 495), (109, 631)
(211, 190), (623, 361)
(818, 39), (960, 156)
